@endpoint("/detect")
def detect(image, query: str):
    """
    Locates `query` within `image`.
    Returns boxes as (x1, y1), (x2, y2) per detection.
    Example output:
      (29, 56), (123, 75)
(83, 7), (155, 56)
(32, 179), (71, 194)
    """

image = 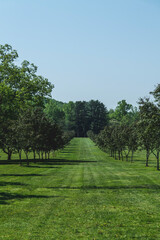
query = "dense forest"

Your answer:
(0, 44), (160, 169)
(44, 99), (108, 137)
